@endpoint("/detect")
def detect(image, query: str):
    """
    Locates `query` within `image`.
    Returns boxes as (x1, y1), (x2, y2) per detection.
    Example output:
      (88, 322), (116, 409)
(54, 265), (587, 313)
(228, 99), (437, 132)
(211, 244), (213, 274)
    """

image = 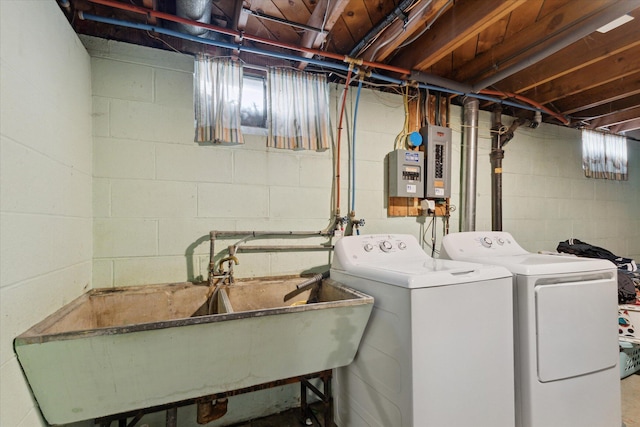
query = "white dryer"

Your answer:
(440, 231), (621, 427)
(331, 234), (515, 427)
